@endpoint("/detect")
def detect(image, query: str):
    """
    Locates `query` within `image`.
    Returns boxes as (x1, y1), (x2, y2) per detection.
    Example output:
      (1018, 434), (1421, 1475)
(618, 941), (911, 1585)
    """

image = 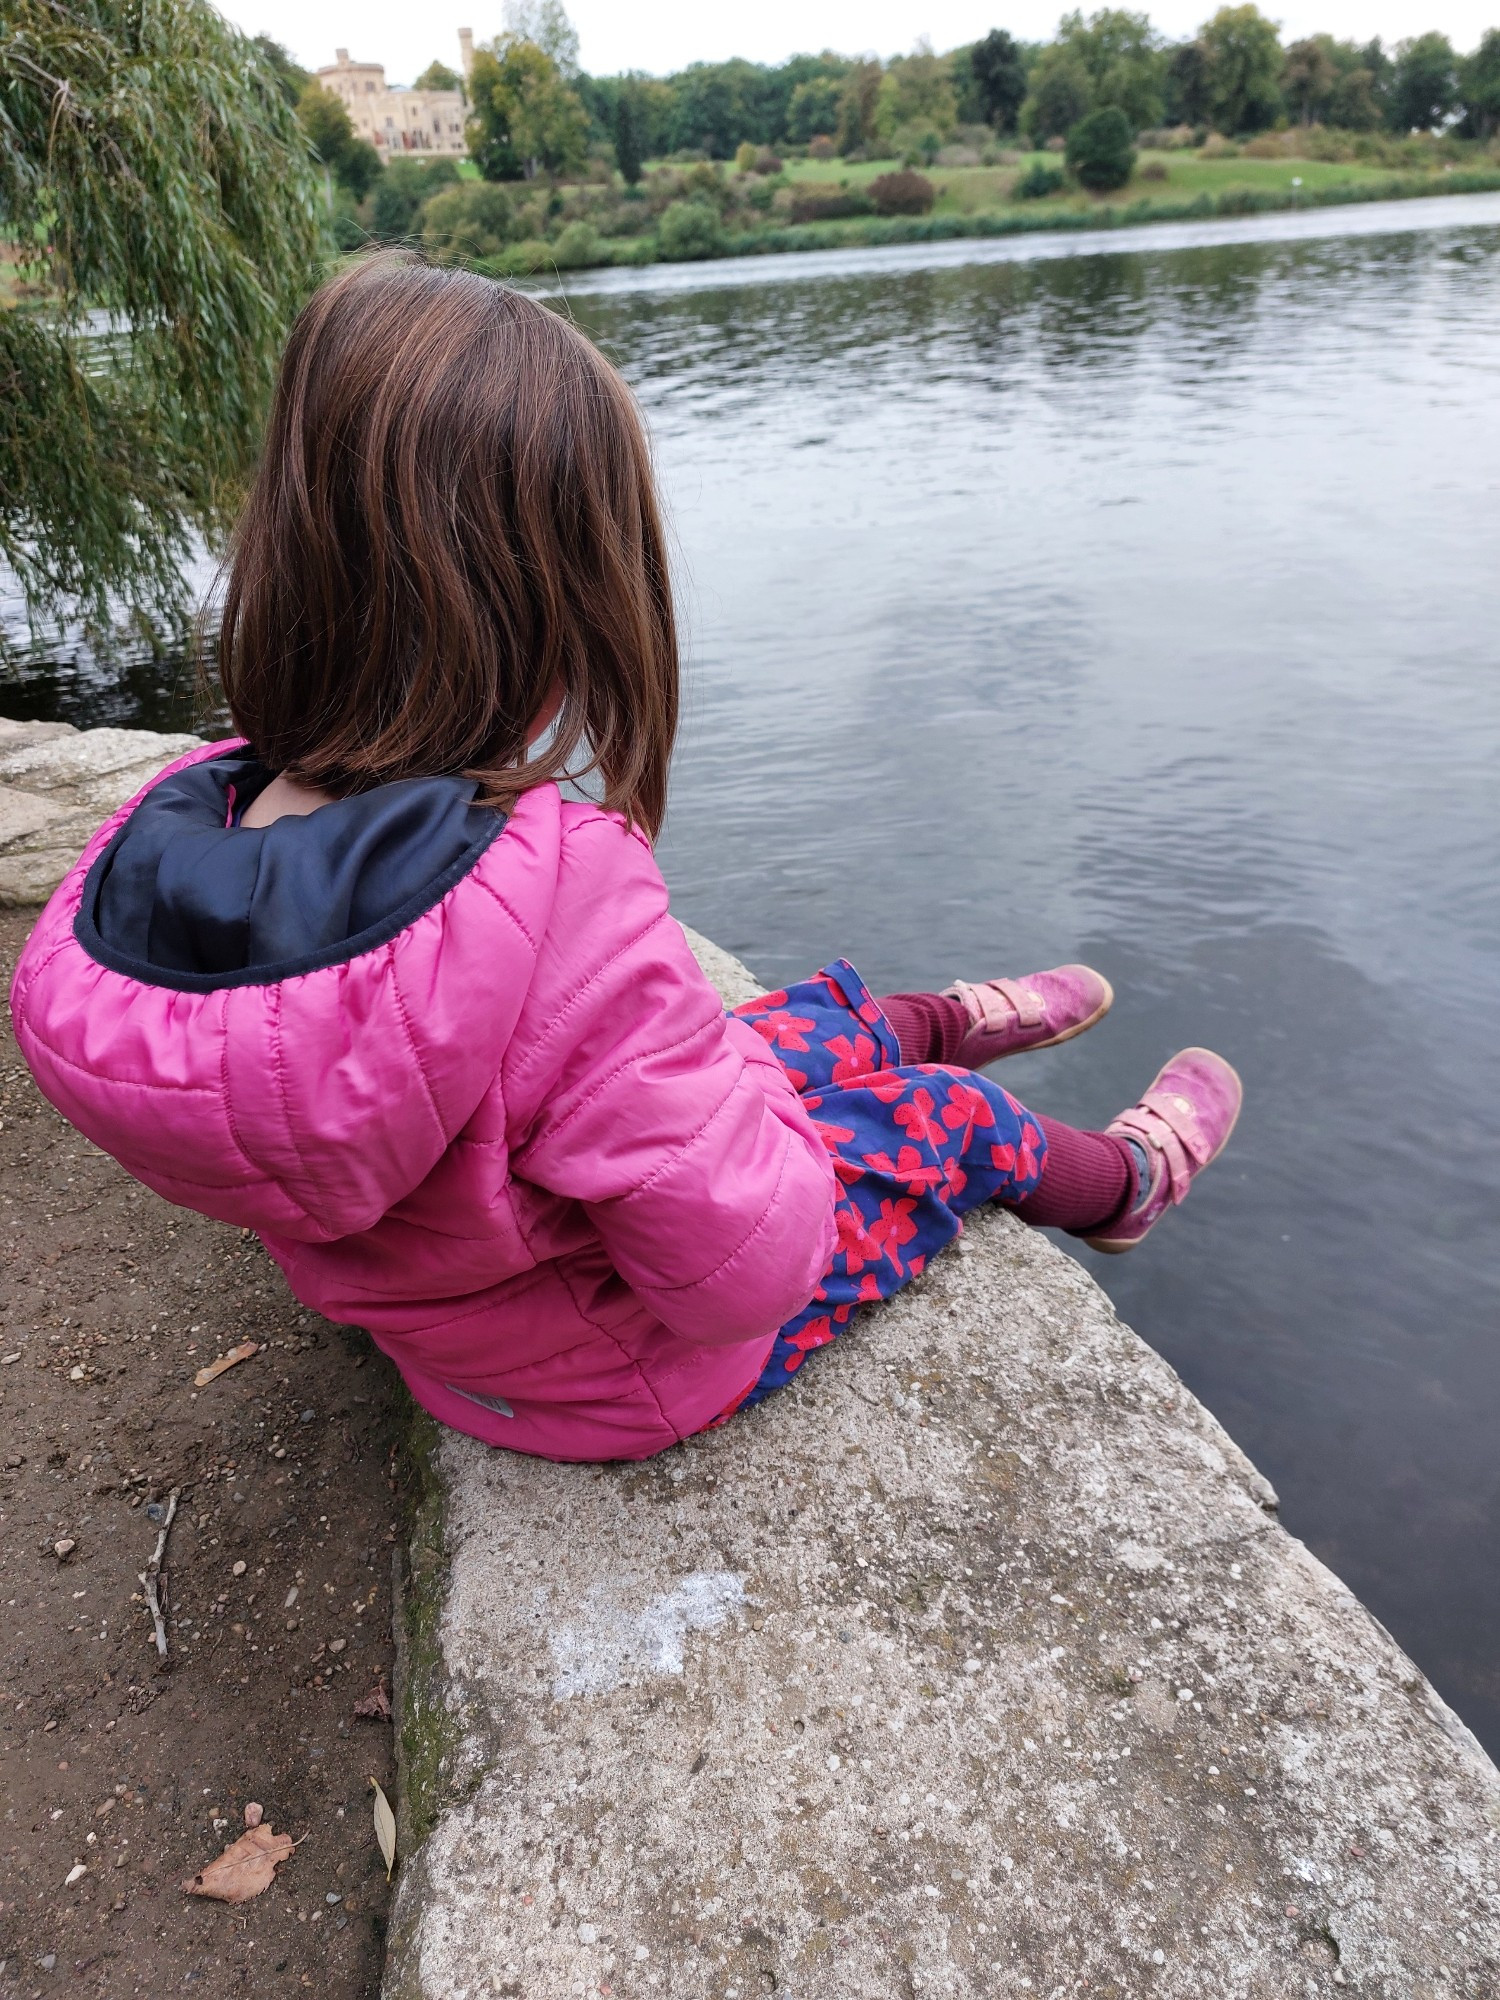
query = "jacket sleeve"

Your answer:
(508, 812), (837, 1347)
